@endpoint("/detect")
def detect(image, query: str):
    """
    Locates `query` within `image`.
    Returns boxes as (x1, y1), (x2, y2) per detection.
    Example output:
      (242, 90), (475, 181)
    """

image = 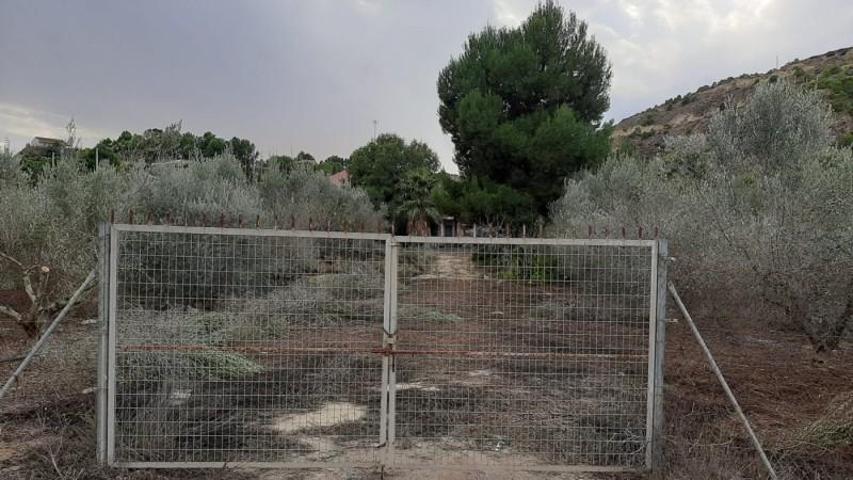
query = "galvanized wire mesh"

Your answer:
(103, 226), (660, 471)
(109, 226), (387, 466)
(4, 222), (851, 478)
(389, 239), (655, 470)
